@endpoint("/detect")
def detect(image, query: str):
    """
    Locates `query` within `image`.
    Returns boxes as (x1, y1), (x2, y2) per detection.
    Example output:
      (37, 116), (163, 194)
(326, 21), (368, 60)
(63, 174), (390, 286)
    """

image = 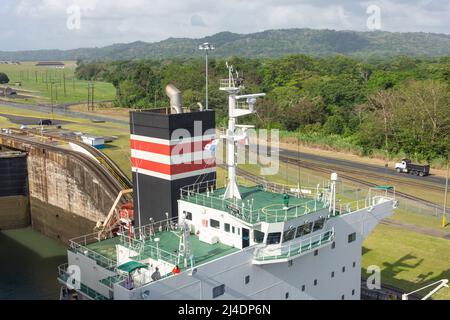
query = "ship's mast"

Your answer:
(220, 63), (265, 200)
